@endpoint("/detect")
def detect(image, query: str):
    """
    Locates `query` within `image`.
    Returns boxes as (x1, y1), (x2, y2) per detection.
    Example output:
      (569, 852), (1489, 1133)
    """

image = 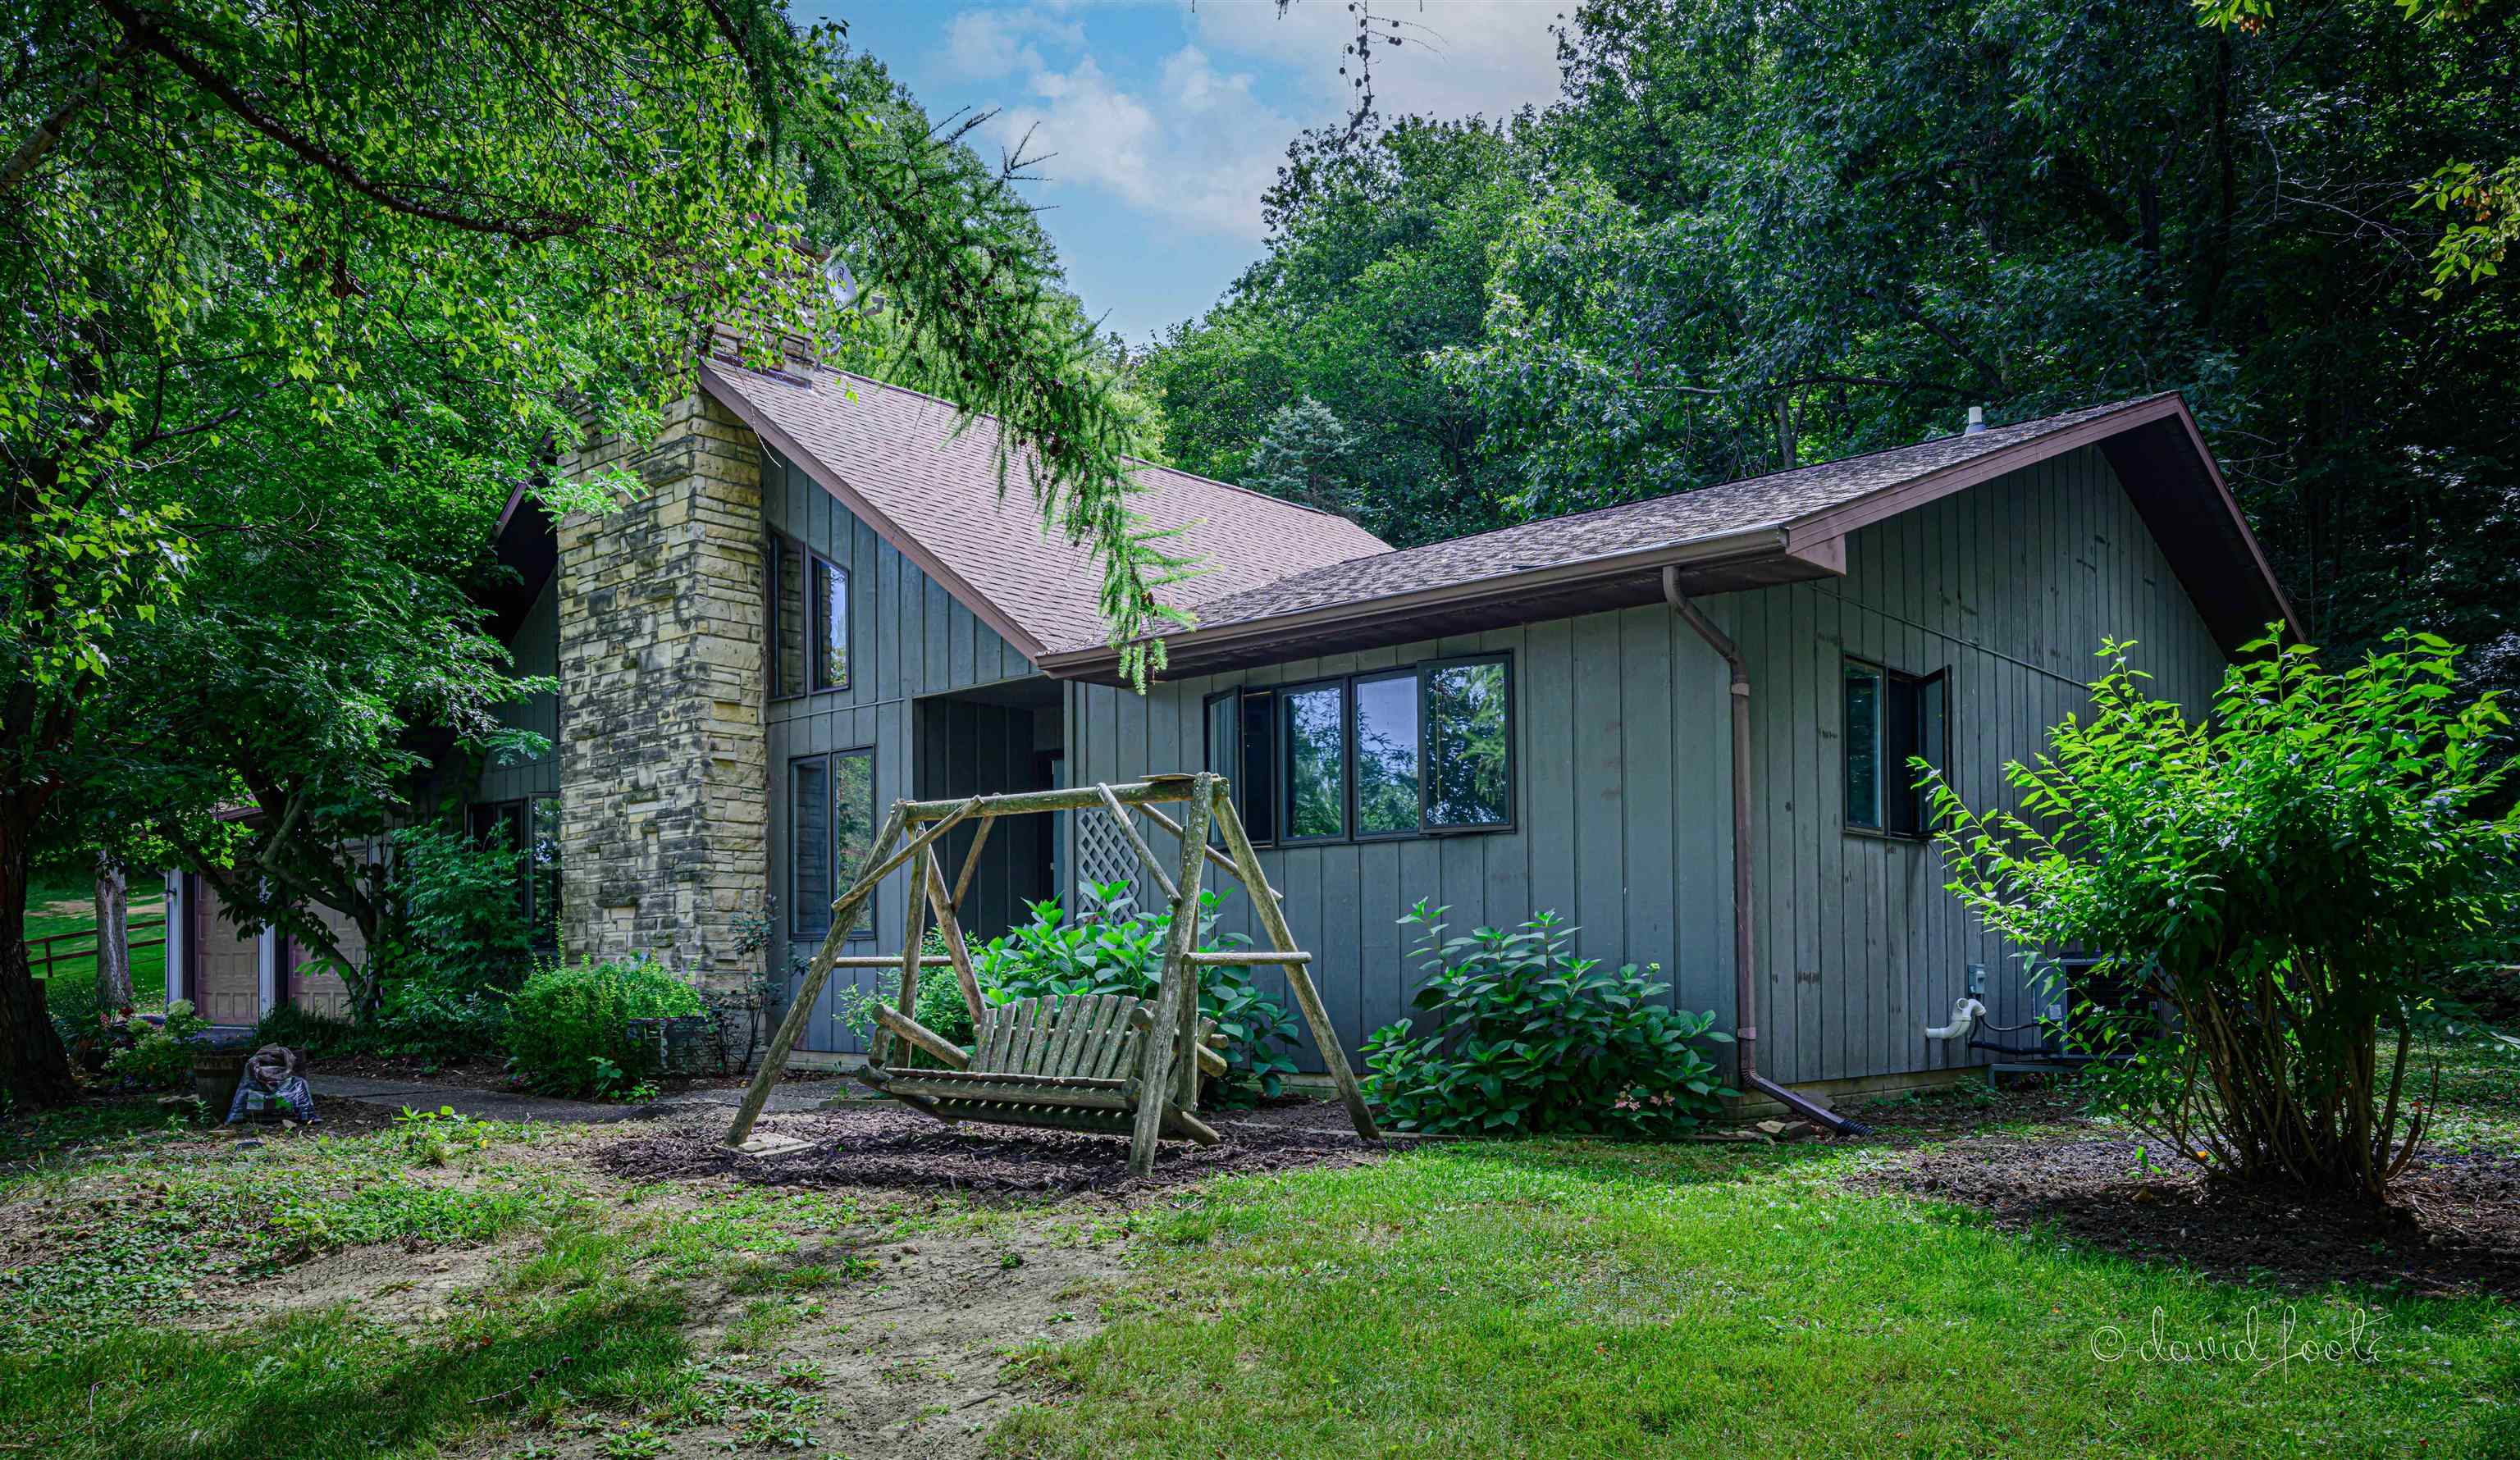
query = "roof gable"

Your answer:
(698, 362), (1390, 659)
